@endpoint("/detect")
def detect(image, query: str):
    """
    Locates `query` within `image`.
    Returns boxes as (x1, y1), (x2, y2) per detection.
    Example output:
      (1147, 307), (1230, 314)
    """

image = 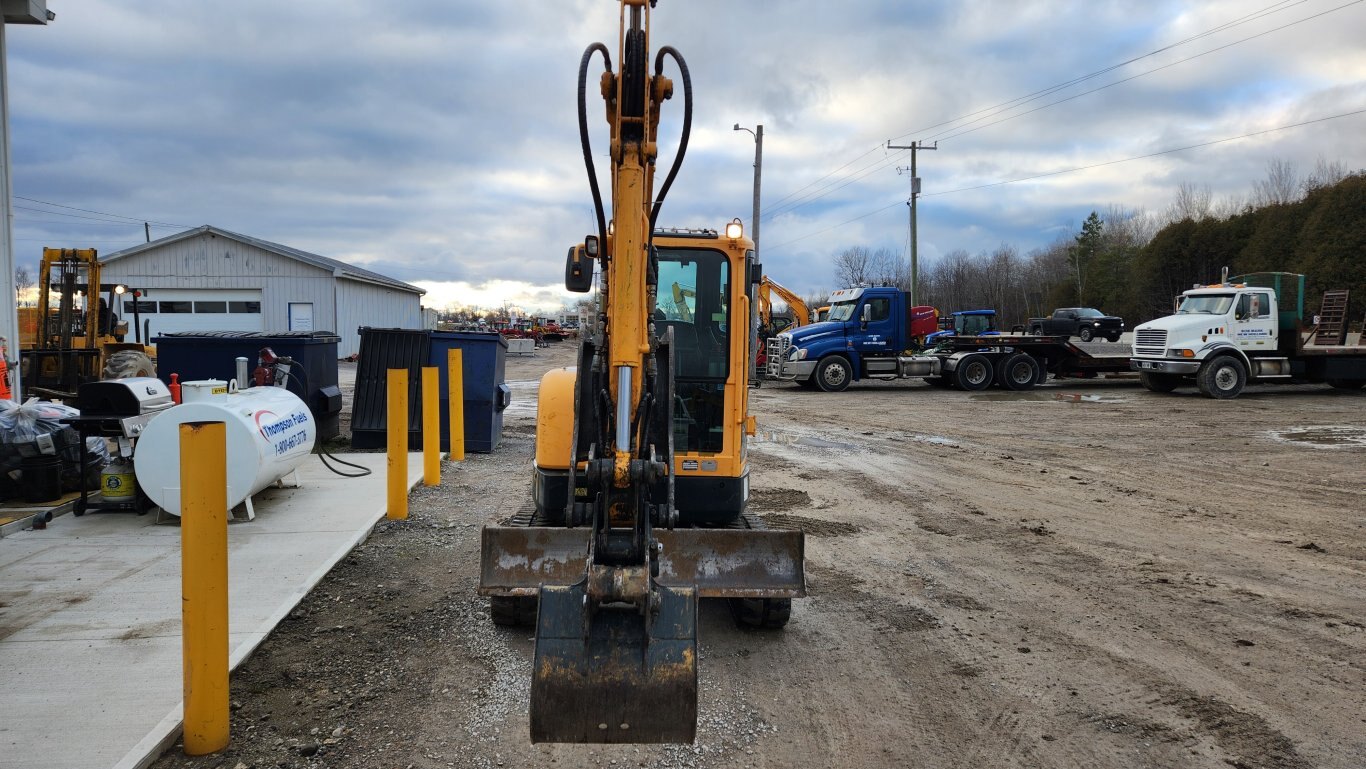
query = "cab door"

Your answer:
(1232, 291), (1277, 351)
(855, 293), (898, 355)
